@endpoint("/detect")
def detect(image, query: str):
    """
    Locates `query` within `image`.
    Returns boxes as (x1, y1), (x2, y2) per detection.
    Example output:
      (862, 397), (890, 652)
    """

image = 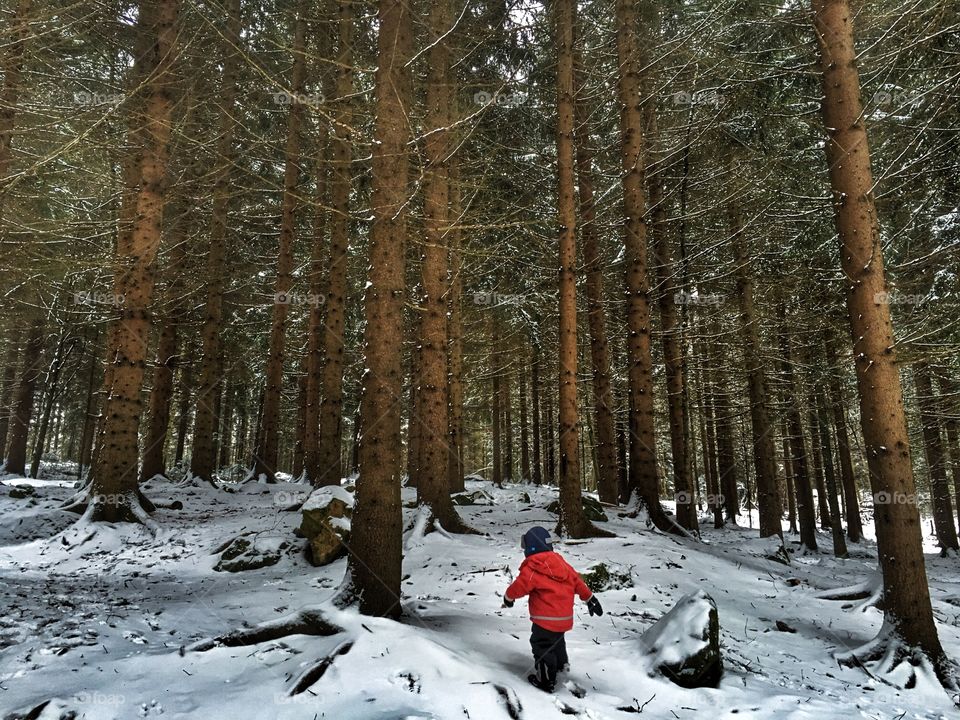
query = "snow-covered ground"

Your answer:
(1, 466), (959, 719)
